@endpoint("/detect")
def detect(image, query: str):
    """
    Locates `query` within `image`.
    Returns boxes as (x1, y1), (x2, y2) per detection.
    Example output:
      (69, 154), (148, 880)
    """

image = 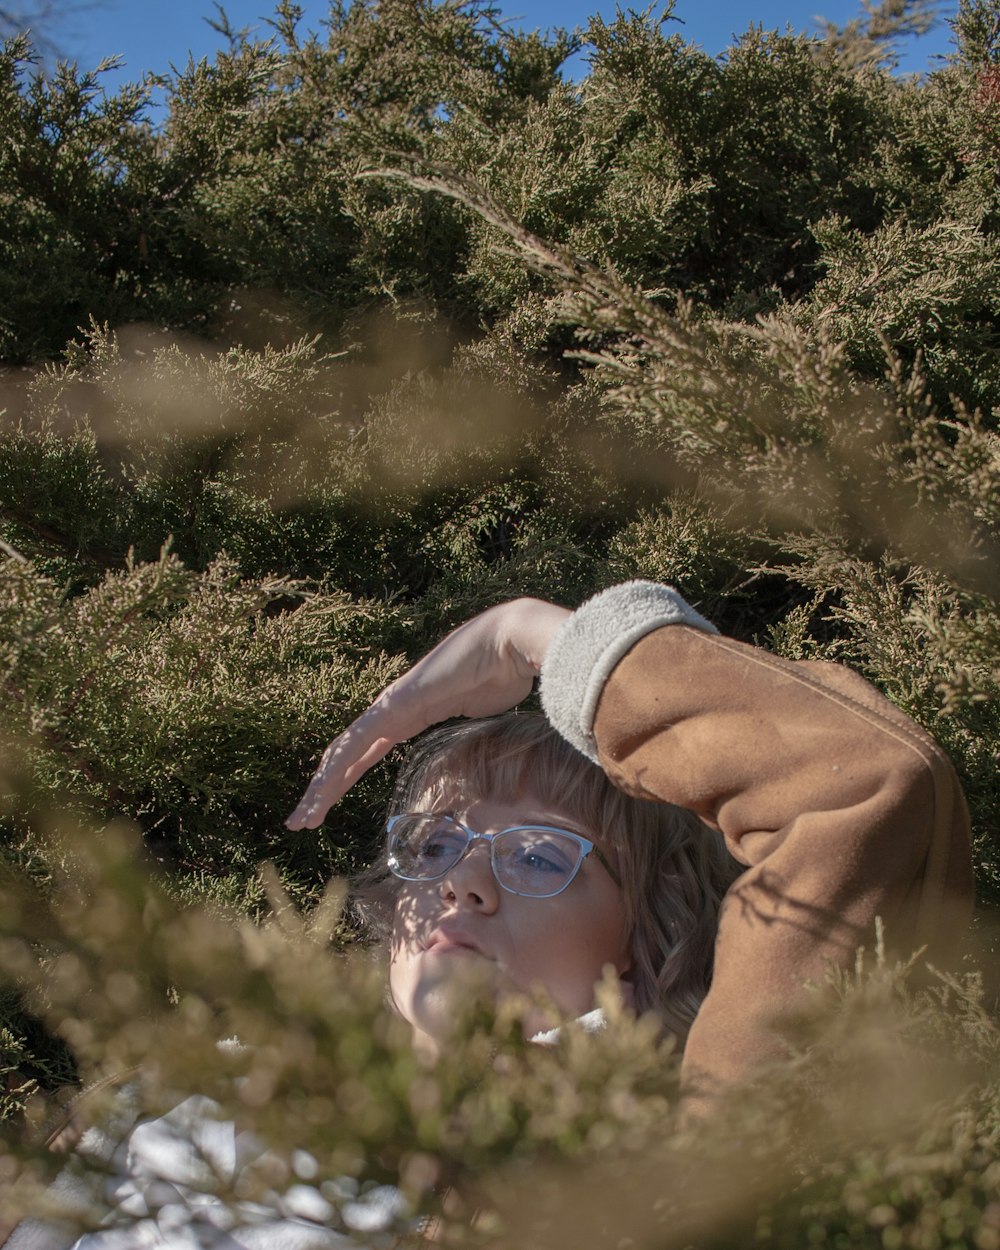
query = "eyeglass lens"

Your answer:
(388, 814), (585, 897)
